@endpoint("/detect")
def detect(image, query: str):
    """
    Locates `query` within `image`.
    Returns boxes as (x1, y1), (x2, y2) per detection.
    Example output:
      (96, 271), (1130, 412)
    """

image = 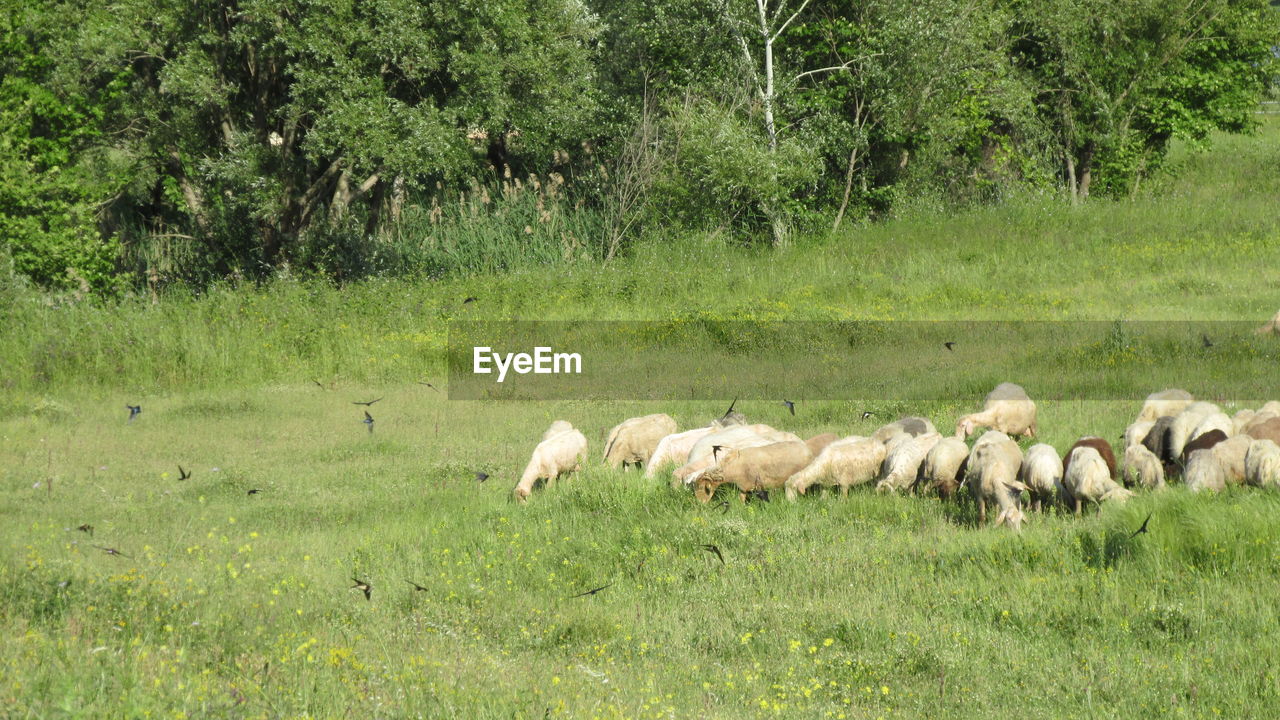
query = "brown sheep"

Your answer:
(694, 441), (814, 503)
(1246, 417), (1280, 445)
(1179, 429), (1228, 465)
(1061, 437), (1116, 482)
